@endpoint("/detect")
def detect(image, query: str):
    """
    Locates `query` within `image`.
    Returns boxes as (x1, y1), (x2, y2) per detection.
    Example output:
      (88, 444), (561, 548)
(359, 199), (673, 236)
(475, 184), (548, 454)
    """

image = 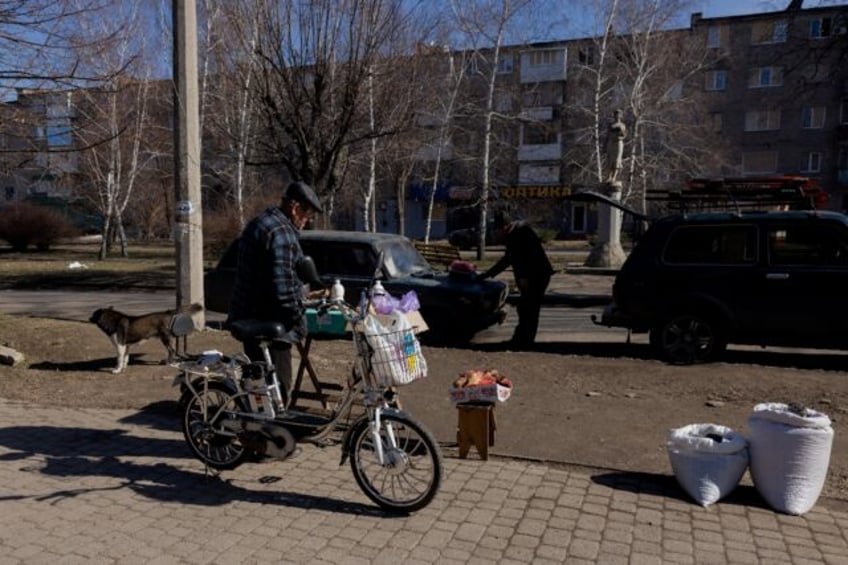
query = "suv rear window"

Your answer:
(768, 225), (848, 266)
(663, 225), (757, 265)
